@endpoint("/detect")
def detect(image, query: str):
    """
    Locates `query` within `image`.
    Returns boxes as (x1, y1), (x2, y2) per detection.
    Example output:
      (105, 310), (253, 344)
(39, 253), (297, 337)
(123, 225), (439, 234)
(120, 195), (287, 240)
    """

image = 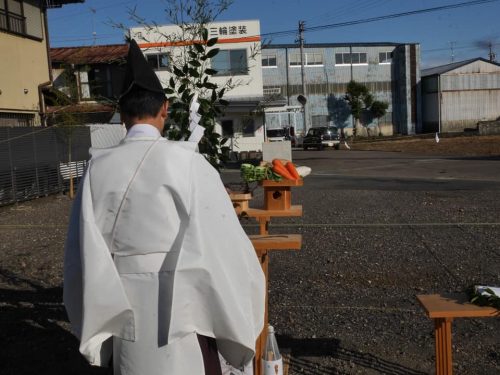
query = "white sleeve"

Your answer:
(168, 154), (265, 368)
(63, 166), (135, 366)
